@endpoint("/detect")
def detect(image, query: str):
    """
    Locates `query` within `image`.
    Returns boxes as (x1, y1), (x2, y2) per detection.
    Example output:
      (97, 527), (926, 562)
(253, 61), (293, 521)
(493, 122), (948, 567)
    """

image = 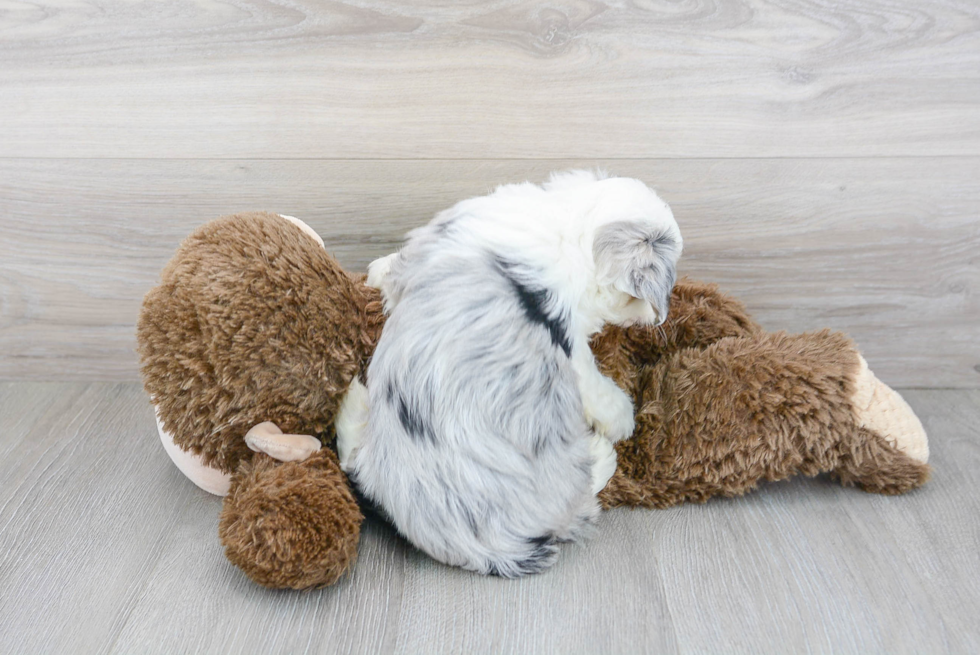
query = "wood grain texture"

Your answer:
(1, 383), (978, 654)
(1, 158), (977, 386)
(1, 0), (978, 158)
